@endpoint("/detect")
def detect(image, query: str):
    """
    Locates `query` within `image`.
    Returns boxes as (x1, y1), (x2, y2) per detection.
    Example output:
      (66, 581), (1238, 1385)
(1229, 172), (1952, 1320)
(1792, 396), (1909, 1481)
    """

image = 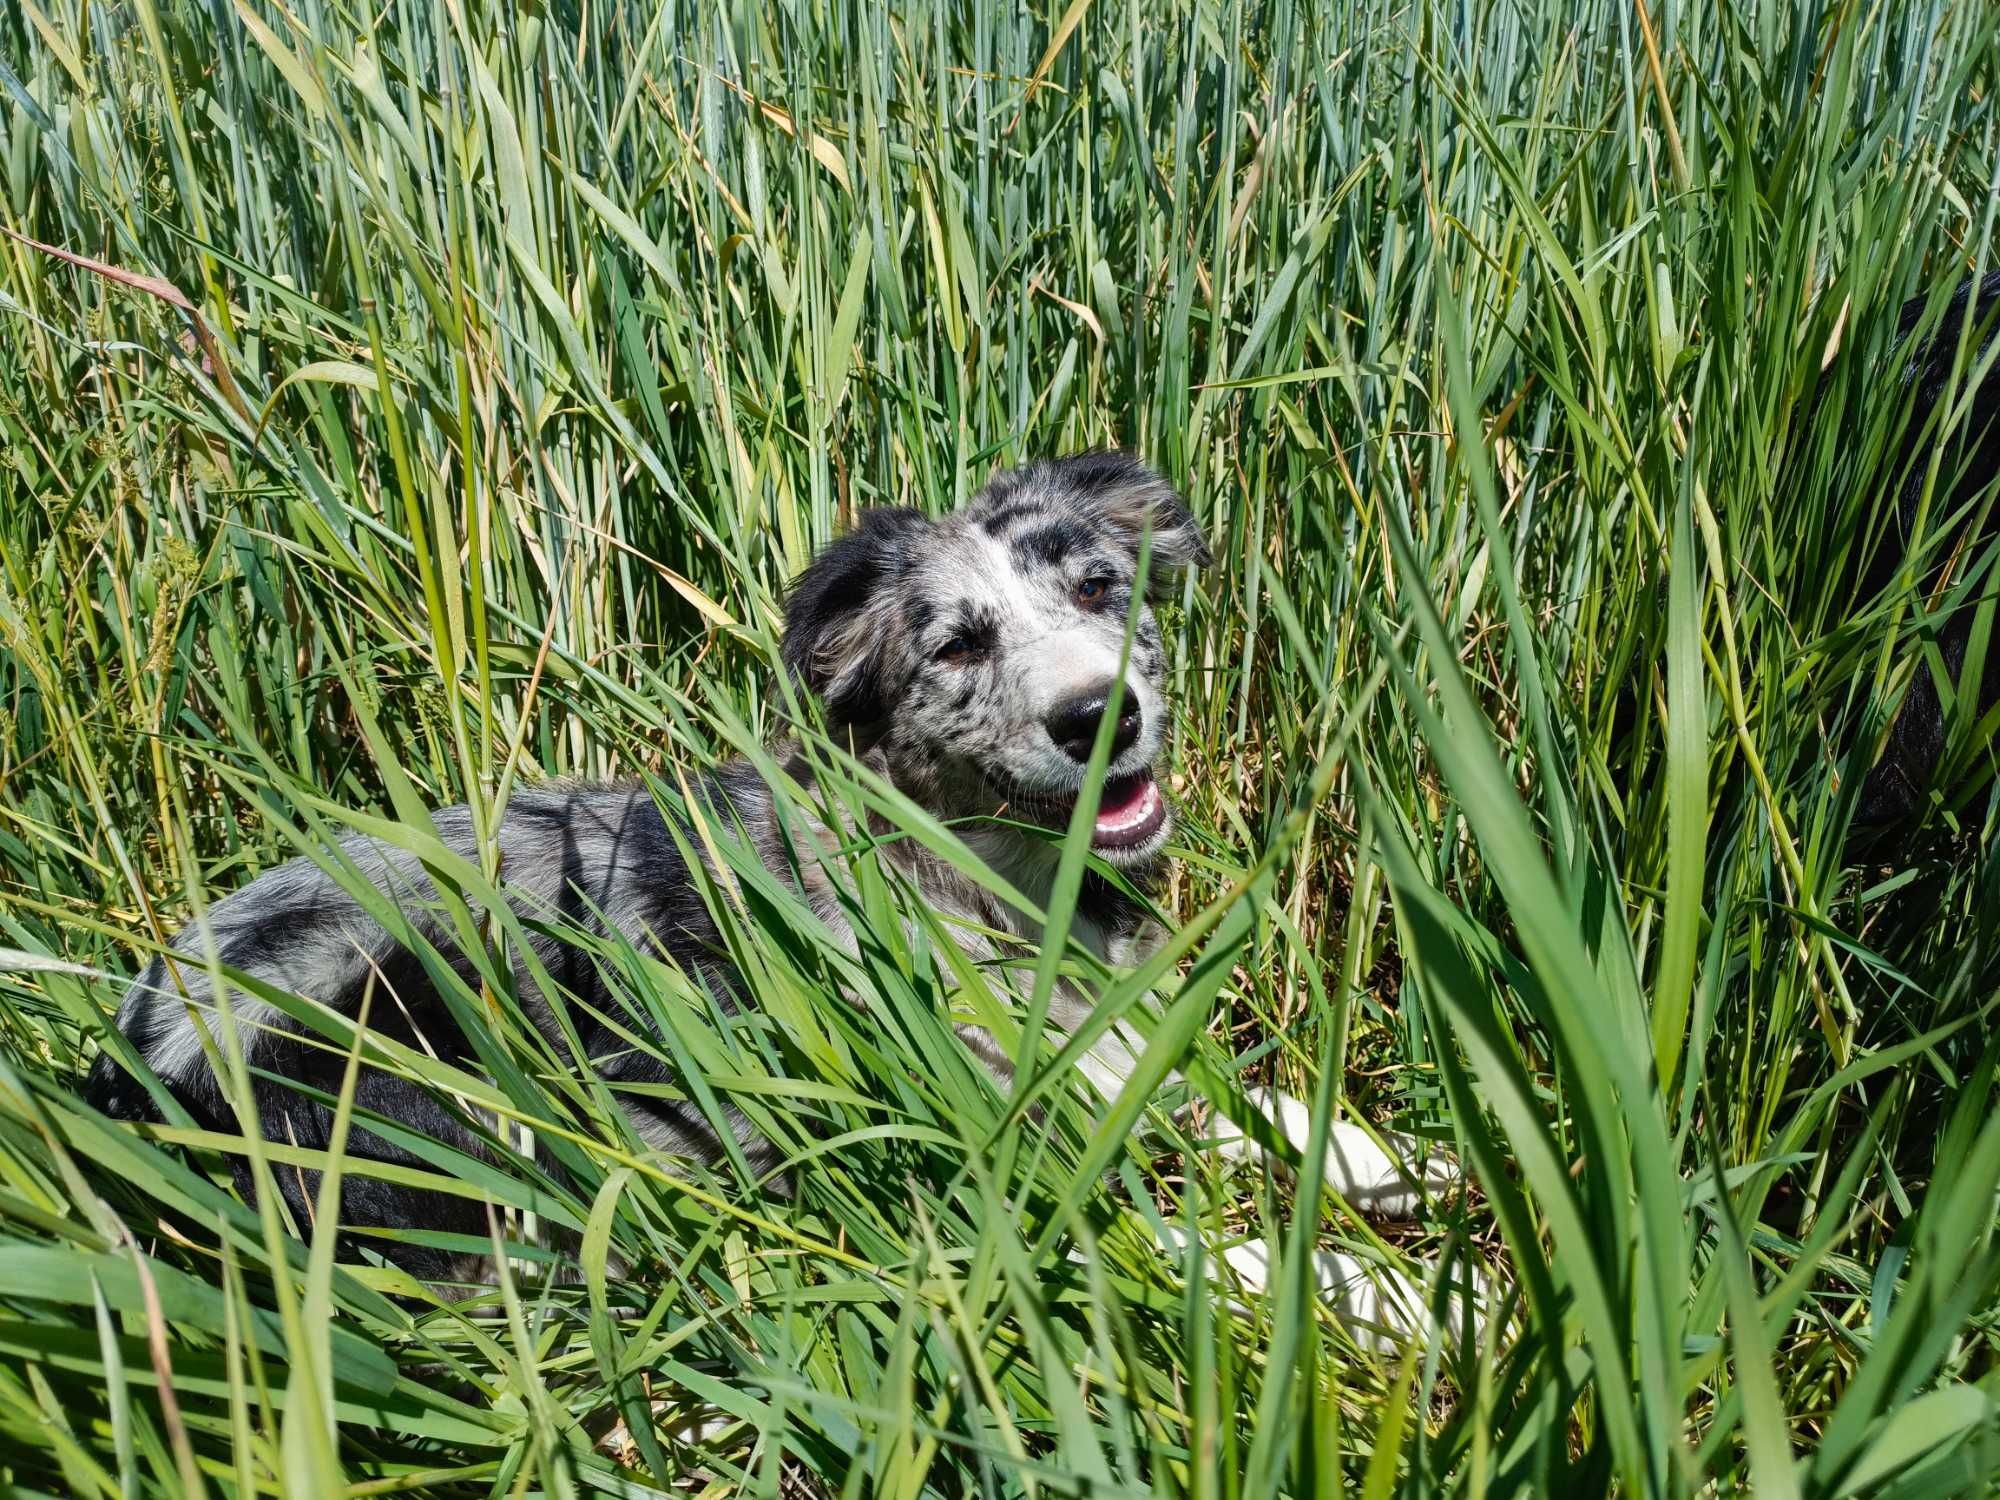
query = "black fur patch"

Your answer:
(1051, 449), (1148, 495)
(1011, 519), (1093, 569)
(978, 501), (1042, 535)
(1037, 450), (1214, 586)
(781, 507), (932, 732)
(946, 606), (999, 654)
